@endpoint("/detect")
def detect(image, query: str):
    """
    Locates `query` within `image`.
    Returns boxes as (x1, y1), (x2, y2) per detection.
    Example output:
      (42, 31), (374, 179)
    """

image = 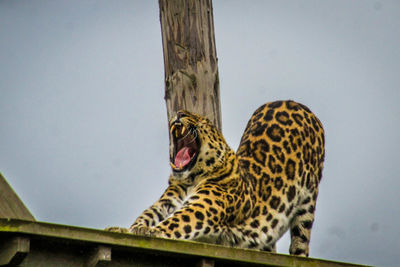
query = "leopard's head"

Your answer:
(169, 110), (232, 180)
